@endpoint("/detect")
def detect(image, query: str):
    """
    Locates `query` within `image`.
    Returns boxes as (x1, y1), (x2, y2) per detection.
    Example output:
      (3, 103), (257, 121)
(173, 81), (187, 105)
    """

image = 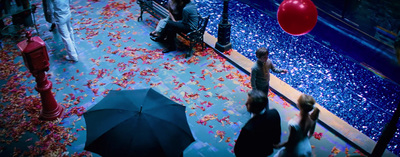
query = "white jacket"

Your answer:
(51, 0), (71, 24)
